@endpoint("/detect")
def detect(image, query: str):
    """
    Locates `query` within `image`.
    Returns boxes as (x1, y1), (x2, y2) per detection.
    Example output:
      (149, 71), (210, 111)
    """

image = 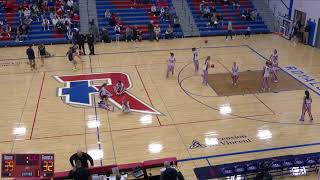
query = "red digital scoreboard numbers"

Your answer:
(1, 154), (54, 178)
